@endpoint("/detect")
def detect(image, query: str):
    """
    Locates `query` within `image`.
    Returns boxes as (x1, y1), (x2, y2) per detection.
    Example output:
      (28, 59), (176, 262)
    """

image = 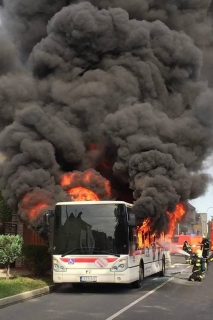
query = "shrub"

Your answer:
(0, 235), (23, 280)
(22, 244), (51, 277)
